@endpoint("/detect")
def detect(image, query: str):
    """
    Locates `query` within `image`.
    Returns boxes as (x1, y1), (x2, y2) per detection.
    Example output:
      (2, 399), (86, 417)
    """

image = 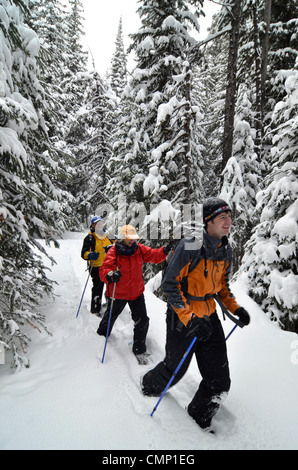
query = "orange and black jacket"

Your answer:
(162, 233), (240, 327)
